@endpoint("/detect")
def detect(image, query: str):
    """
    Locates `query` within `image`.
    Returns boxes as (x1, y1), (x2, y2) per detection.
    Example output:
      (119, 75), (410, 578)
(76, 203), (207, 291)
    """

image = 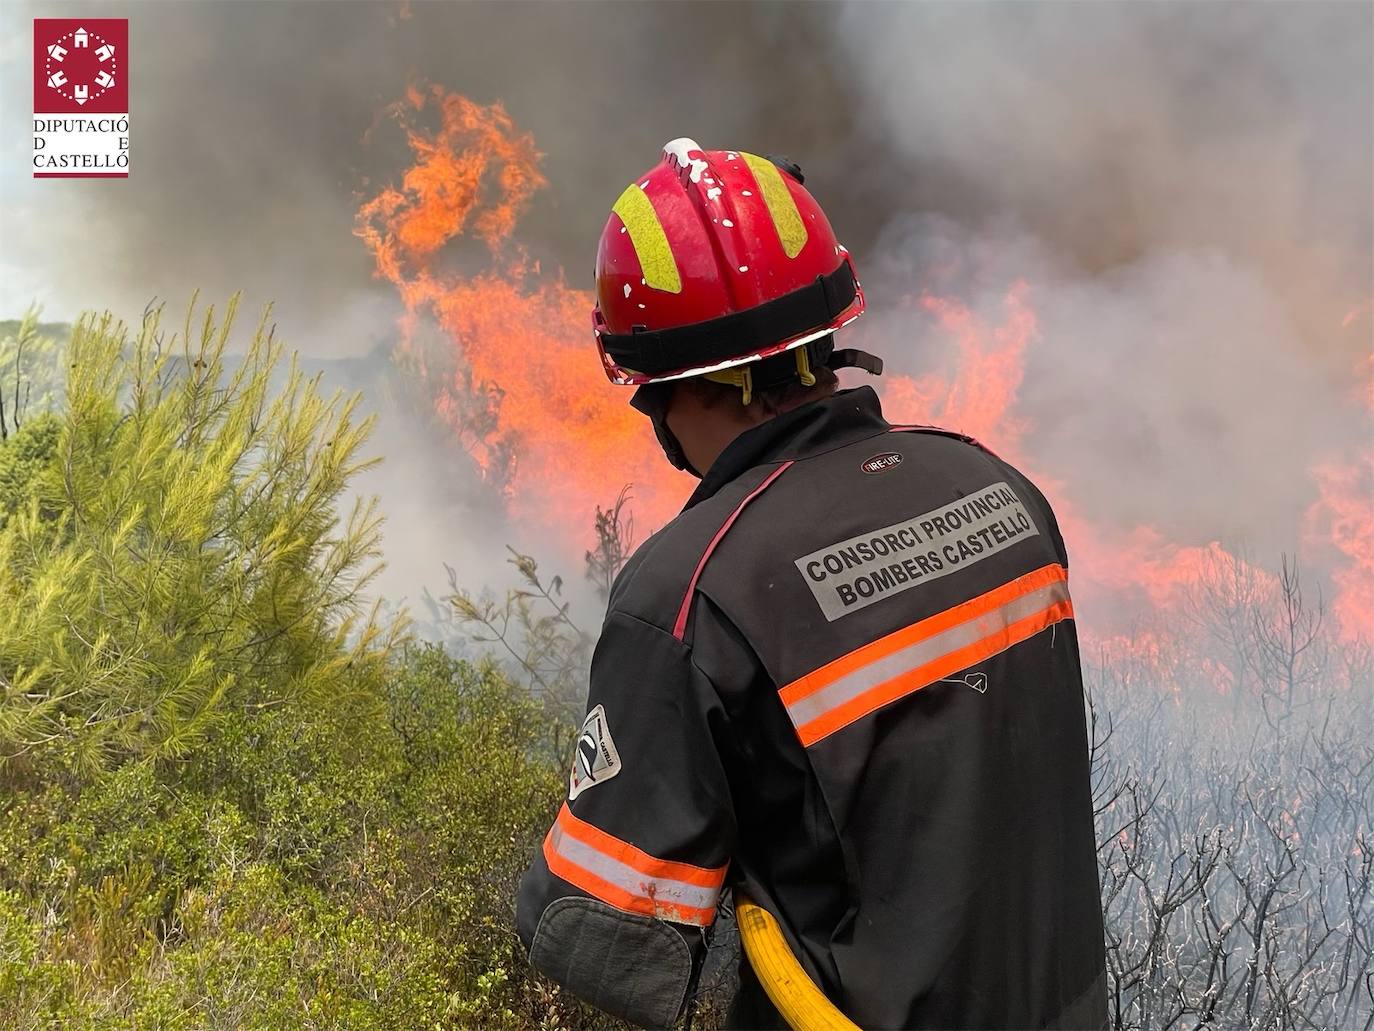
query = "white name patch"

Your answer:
(794, 481), (1040, 621)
